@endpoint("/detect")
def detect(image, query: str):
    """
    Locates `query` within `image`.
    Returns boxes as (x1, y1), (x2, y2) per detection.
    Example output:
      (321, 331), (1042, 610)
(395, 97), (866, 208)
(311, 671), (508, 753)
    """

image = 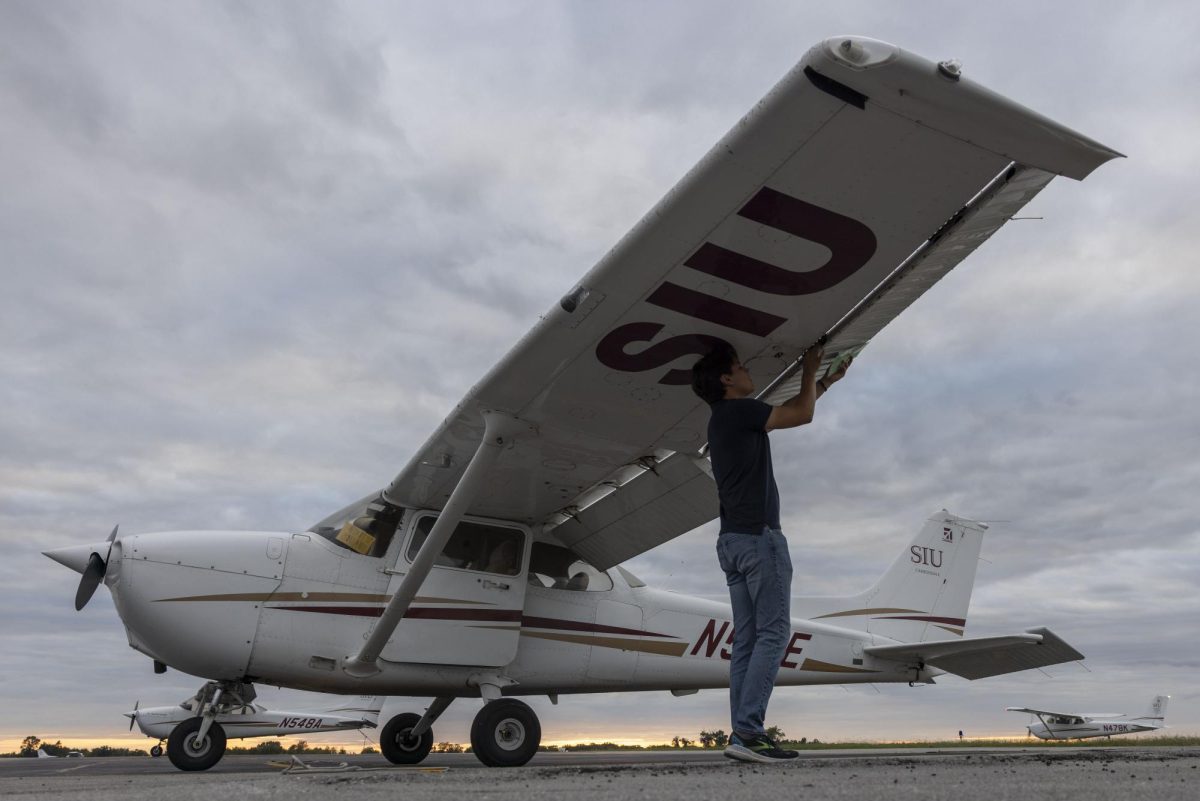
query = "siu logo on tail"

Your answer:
(910, 546), (943, 568)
